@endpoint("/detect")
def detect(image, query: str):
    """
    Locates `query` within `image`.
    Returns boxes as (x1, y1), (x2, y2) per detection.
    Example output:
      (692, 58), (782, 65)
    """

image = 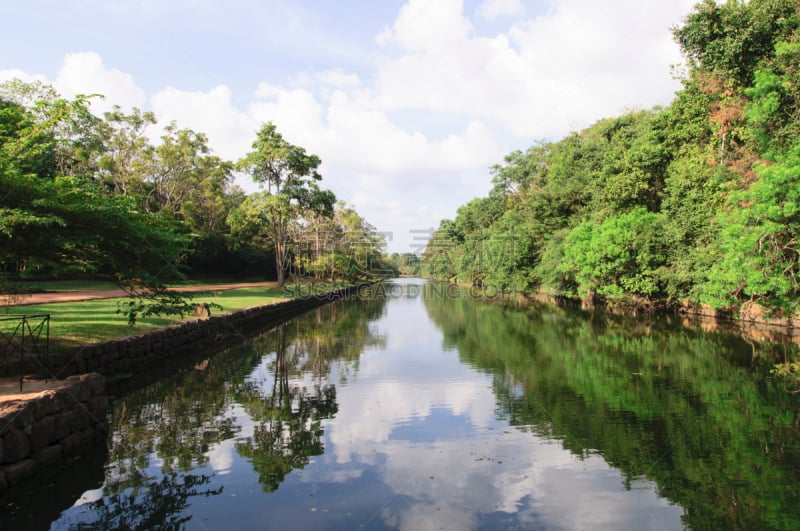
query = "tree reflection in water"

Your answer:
(234, 324), (338, 492)
(422, 284), (800, 531)
(52, 296), (387, 529)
